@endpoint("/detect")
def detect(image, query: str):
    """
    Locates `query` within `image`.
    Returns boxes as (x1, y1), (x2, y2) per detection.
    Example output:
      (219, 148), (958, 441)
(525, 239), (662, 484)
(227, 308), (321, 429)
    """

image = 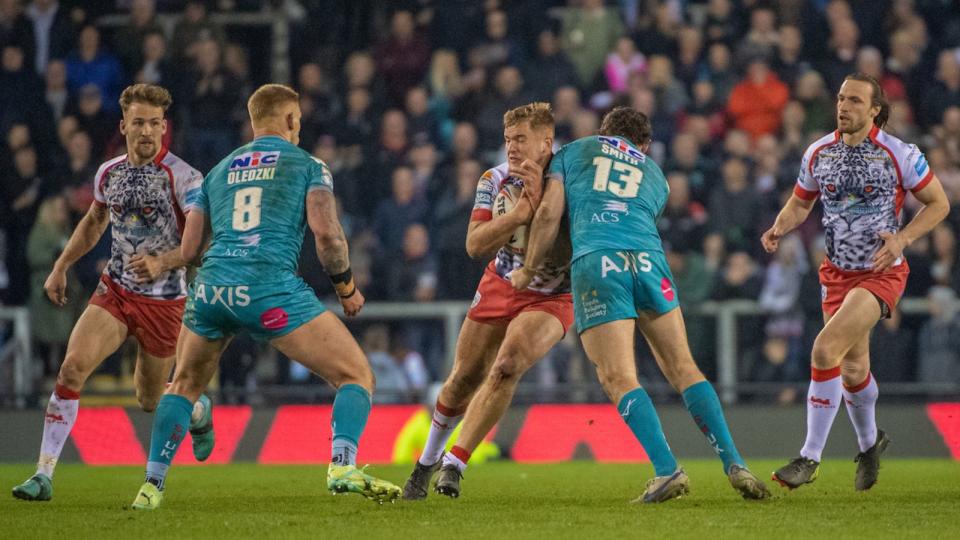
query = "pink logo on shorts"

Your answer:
(260, 307), (289, 330)
(660, 278), (675, 302)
